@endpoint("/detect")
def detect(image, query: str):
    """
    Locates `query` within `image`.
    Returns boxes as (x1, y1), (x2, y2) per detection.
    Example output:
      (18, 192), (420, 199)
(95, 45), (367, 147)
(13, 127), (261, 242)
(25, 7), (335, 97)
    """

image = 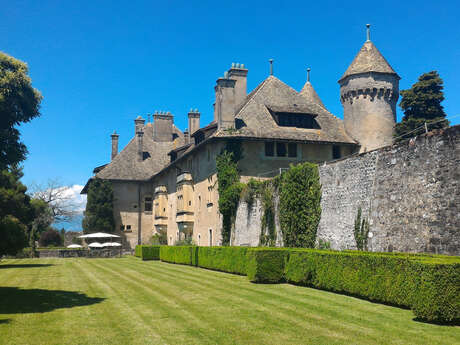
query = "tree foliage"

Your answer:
(82, 178), (115, 233)
(278, 162), (321, 248)
(0, 52), (42, 169)
(395, 71), (449, 140)
(38, 228), (62, 247)
(0, 167), (34, 256)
